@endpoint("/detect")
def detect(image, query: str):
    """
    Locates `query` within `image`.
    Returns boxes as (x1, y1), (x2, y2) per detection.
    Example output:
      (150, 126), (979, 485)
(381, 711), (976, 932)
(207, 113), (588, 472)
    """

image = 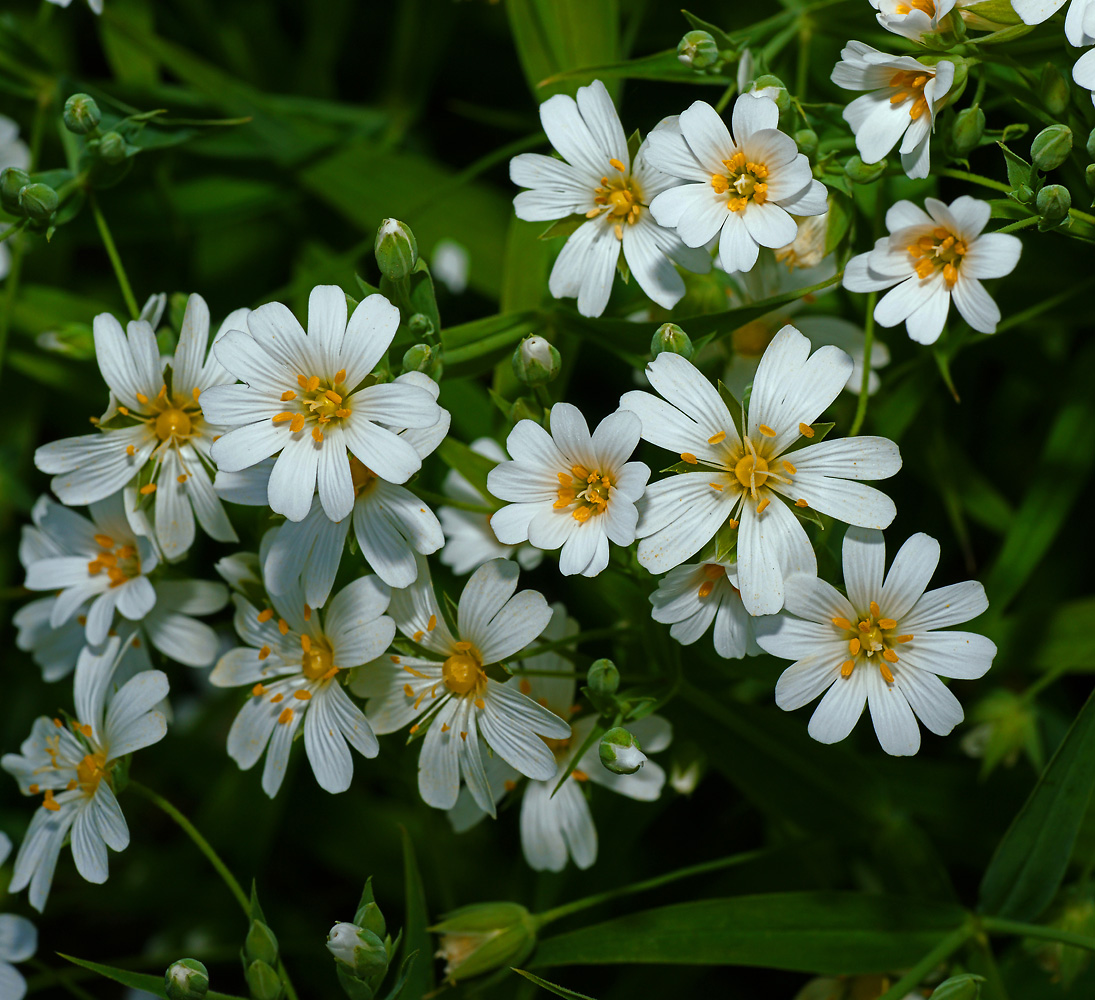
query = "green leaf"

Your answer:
(1033, 596), (1095, 673)
(441, 310), (544, 379)
(538, 50), (735, 88)
(436, 438), (499, 503)
(531, 894), (967, 973)
(59, 955), (249, 1000)
(539, 215), (588, 241)
(400, 826), (434, 999)
(512, 968), (599, 999)
(825, 192), (852, 255)
(997, 141), (1031, 190)
(979, 688), (1095, 921)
